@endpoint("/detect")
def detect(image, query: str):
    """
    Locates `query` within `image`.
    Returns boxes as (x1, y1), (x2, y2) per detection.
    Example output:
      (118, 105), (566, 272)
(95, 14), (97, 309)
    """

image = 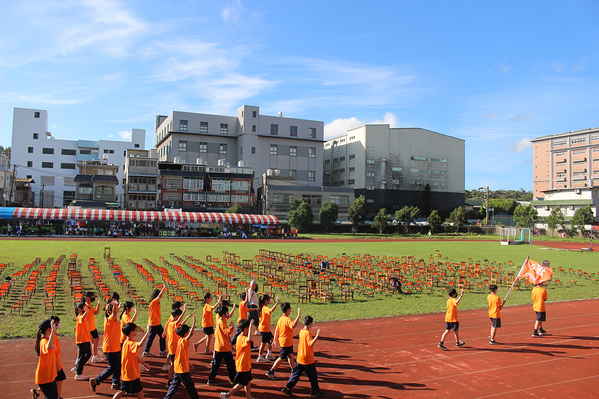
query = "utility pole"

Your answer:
(478, 186), (490, 225)
(486, 186), (490, 226)
(8, 165), (17, 207)
(40, 183), (45, 208)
